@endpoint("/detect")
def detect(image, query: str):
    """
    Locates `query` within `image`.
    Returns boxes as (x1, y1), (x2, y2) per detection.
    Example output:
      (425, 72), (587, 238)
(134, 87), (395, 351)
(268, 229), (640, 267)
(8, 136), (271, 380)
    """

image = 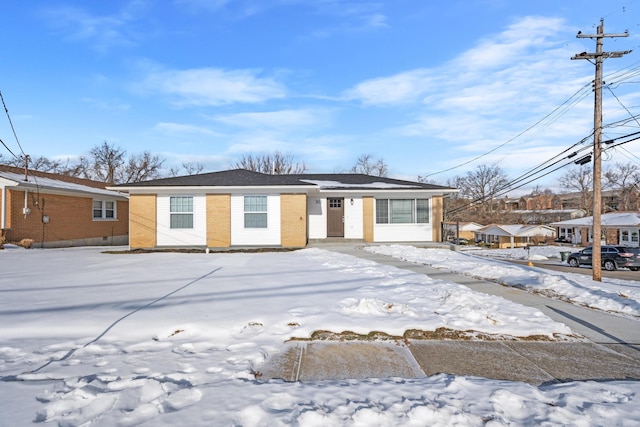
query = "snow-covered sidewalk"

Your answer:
(1, 245), (640, 426)
(365, 245), (640, 319)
